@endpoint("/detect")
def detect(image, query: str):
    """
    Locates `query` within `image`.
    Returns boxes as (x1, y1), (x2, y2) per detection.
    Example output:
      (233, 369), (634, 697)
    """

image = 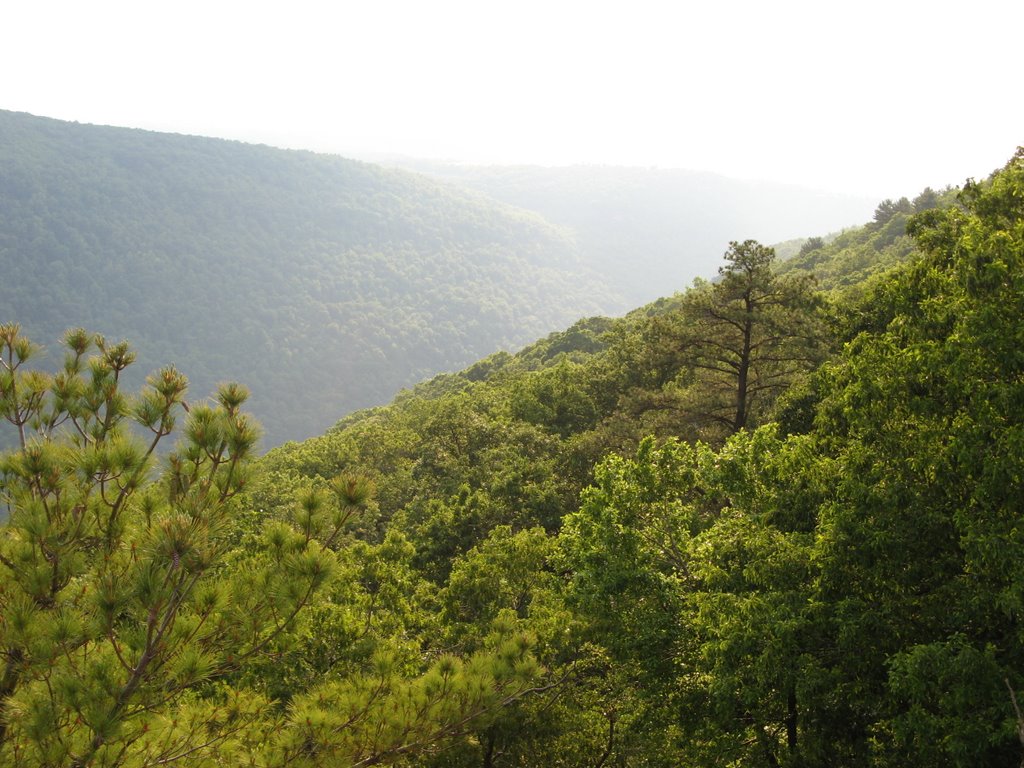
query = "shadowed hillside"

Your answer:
(376, 159), (878, 304)
(0, 111), (618, 445)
